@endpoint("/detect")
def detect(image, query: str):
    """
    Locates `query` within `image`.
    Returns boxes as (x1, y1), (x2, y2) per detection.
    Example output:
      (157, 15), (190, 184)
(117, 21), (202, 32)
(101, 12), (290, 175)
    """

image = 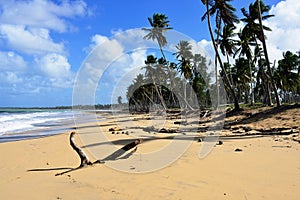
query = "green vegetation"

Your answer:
(126, 0), (300, 112)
